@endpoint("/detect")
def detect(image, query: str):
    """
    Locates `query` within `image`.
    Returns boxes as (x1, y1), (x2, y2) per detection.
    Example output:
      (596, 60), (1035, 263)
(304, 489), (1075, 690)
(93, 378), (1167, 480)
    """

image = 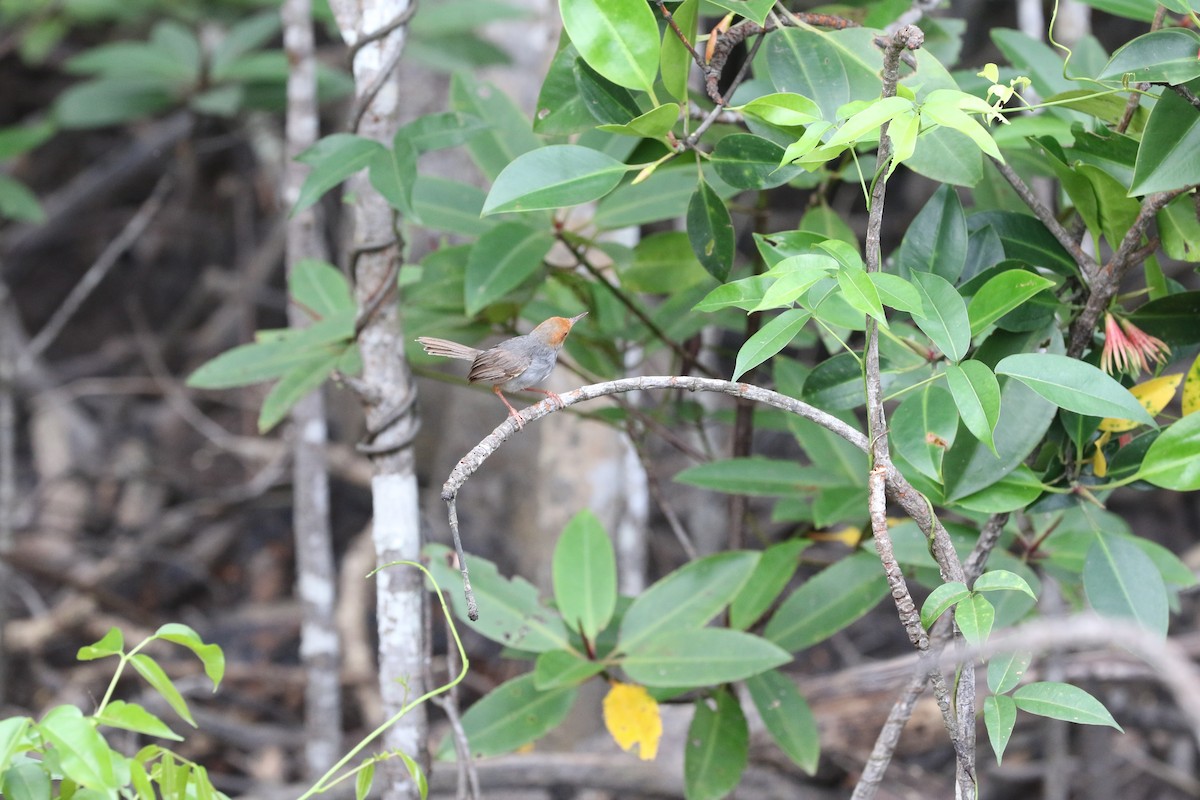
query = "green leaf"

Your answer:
(257, 348), (342, 432)
(684, 690), (748, 800)
(801, 351), (868, 410)
(764, 28), (881, 122)
(954, 465), (1045, 513)
(687, 179), (734, 282)
(129, 654), (195, 726)
(869, 273), (924, 315)
(906, 126), (984, 187)
(995, 353), (1156, 424)
(620, 231), (712, 292)
(711, 134), (802, 190)
(152, 623), (225, 688)
(984, 694), (1017, 764)
(675, 457), (845, 496)
(1129, 81), (1200, 196)
(660, 0), (698, 101)
(450, 74), (540, 180)
(355, 760), (374, 800)
(1013, 682), (1123, 730)
(367, 139), (417, 216)
(730, 539), (809, 631)
(745, 670), (819, 774)
(911, 271), (971, 362)
(967, 270), (1056, 335)
(575, 58), (642, 124)
(968, 210), (1078, 277)
(411, 176), (493, 237)
(597, 103), (681, 139)
(706, 0), (776, 24)
(895, 185), (968, 282)
(535, 41), (595, 135)
(890, 384), (957, 480)
(731, 310), (811, 381)
(1138, 411), (1200, 489)
(292, 134), (384, 215)
(764, 553), (887, 651)
(694, 276), (772, 312)
(37, 707), (119, 791)
(955, 593), (995, 647)
(945, 360), (1001, 455)
(741, 92), (822, 127)
(483, 145), (627, 214)
(973, 569), (1037, 600)
(618, 552), (759, 654)
(290, 260), (353, 319)
(552, 510), (617, 641)
(621, 628), (790, 687)
(1128, 291), (1200, 346)
(533, 649), (606, 690)
(987, 651), (1032, 694)
(464, 222), (555, 314)
(1083, 532), (1169, 635)
(77, 628), (124, 661)
(920, 581), (970, 628)
(453, 673), (577, 757)
(2, 760), (51, 800)
(396, 111), (488, 154)
(827, 96), (914, 148)
(0, 176), (44, 223)
(837, 267), (888, 328)
(750, 255), (837, 312)
(1158, 193), (1200, 262)
(0, 119), (54, 160)
(0, 717), (31, 773)
(559, 0), (659, 95)
(54, 79), (176, 128)
(1100, 29), (1200, 85)
(95, 701), (181, 742)
(594, 165), (698, 230)
(424, 544), (570, 652)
